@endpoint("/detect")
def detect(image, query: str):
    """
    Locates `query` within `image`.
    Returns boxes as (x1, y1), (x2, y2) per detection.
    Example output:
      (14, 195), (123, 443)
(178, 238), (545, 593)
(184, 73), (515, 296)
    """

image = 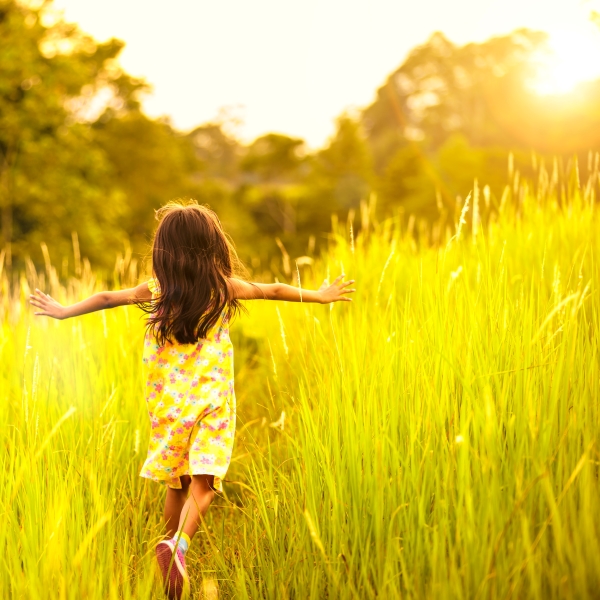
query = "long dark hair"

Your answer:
(139, 201), (245, 345)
